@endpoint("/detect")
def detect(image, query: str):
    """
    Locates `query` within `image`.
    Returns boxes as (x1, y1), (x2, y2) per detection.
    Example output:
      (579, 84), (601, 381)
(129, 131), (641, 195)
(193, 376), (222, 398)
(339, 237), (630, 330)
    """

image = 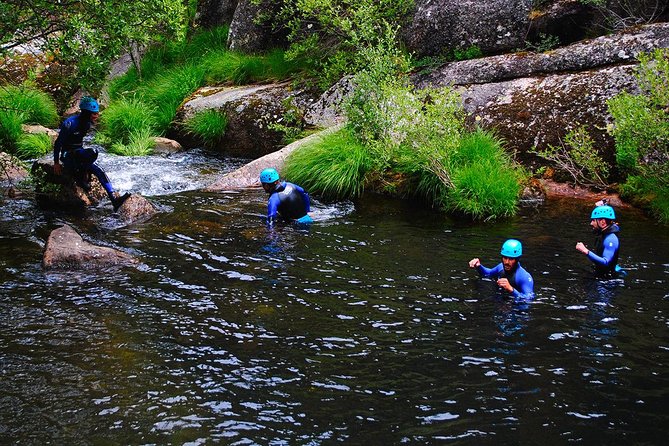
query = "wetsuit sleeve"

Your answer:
(266, 193), (280, 227)
(587, 234), (619, 268)
(293, 183), (310, 212)
(510, 269), (534, 300)
(476, 263), (504, 278)
(53, 120), (71, 163)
